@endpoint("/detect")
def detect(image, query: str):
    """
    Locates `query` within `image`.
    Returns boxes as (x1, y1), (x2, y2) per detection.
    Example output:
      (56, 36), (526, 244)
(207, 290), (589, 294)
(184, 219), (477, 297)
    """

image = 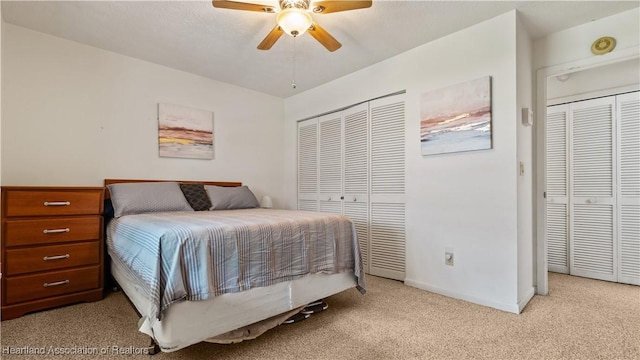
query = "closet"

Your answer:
(546, 91), (639, 285)
(297, 93), (406, 281)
